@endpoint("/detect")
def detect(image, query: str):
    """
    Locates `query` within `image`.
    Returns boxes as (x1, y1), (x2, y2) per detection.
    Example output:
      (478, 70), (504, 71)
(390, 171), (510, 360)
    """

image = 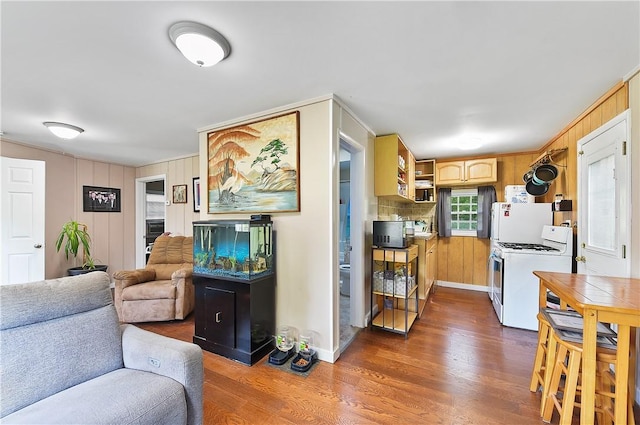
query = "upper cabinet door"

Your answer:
(435, 161), (465, 185)
(465, 158), (497, 184)
(436, 158), (497, 186)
